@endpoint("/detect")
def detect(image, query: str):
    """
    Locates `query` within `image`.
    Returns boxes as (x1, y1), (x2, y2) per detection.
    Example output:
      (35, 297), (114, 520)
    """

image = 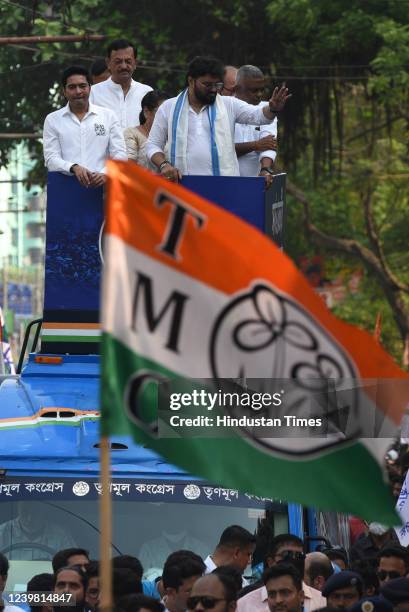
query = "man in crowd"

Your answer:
(264, 564), (304, 612)
(350, 523), (398, 565)
(234, 65), (277, 188)
(221, 66), (238, 96)
(84, 561), (99, 611)
(162, 550), (205, 612)
(146, 55), (290, 181)
(43, 66), (127, 188)
(377, 546), (409, 587)
(204, 525), (255, 585)
(304, 552), (334, 592)
(381, 577), (409, 611)
(90, 58), (110, 85)
(90, 39), (152, 128)
(52, 548), (90, 573)
(322, 548), (348, 571)
(27, 573), (54, 612)
(187, 572), (238, 612)
(237, 534), (326, 612)
(54, 566), (88, 612)
(322, 571), (363, 609)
